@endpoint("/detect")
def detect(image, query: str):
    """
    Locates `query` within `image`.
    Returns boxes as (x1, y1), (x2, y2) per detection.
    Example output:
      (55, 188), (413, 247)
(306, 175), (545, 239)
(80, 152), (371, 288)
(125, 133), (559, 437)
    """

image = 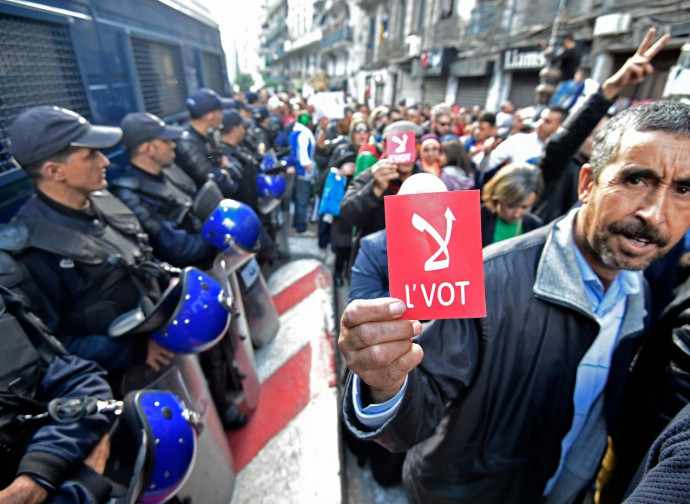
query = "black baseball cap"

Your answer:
(222, 109), (244, 130)
(120, 112), (184, 150)
(245, 91), (259, 104)
(186, 88), (222, 118)
(8, 106), (122, 167)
